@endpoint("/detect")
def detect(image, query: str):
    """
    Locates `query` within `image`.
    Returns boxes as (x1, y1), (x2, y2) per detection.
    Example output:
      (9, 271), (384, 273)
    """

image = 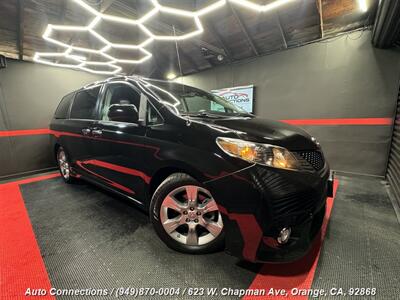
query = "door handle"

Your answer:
(81, 128), (91, 136)
(92, 129), (103, 137)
